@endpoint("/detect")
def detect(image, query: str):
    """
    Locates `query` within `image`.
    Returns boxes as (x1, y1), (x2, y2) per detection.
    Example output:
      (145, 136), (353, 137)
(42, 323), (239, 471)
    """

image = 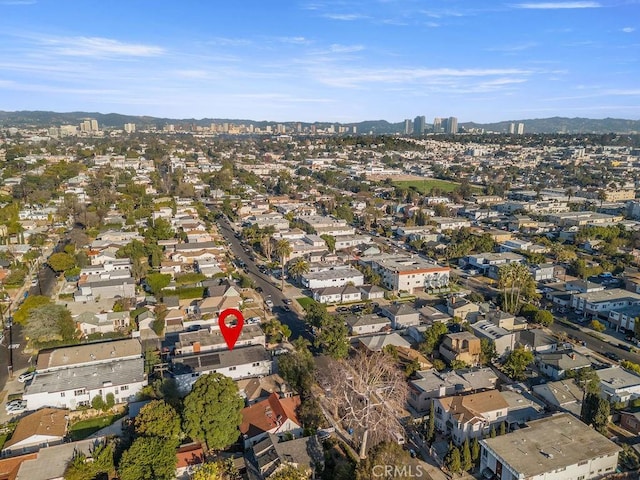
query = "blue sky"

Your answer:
(0, 0), (638, 123)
